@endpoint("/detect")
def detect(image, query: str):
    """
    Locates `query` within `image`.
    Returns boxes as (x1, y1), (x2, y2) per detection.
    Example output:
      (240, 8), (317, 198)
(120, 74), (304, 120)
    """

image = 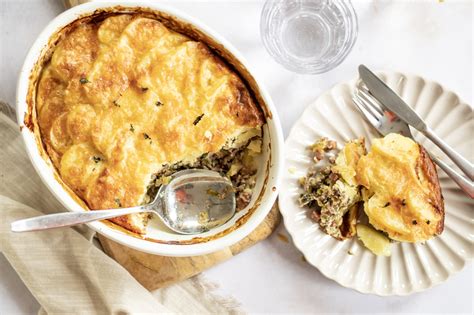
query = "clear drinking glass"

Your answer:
(260, 0), (358, 74)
